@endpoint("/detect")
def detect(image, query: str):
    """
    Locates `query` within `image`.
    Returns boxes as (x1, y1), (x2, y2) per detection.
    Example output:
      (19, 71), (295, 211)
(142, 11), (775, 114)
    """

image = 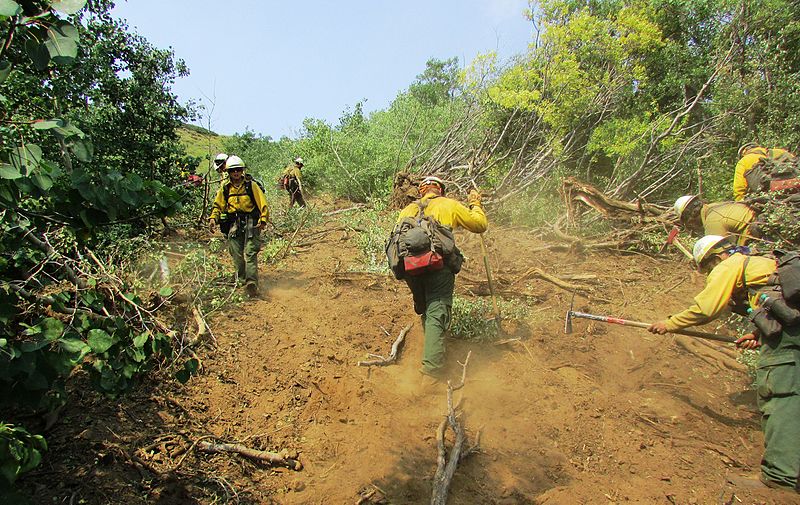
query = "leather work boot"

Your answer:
(245, 282), (259, 298)
(418, 367), (445, 391)
(726, 474), (799, 494)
